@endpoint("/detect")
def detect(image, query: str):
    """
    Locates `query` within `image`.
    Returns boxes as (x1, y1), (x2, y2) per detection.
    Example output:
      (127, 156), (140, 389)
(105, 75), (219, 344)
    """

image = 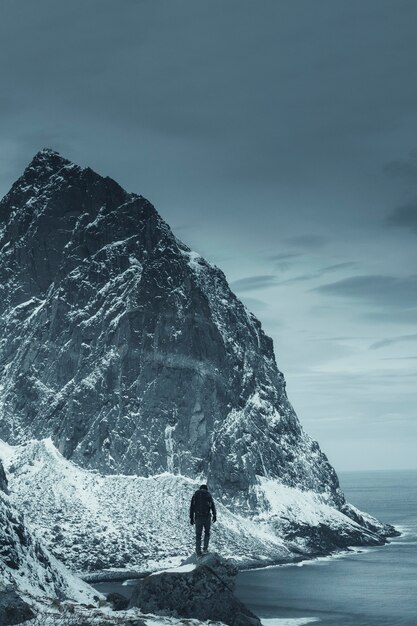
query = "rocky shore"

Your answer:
(128, 553), (261, 626)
